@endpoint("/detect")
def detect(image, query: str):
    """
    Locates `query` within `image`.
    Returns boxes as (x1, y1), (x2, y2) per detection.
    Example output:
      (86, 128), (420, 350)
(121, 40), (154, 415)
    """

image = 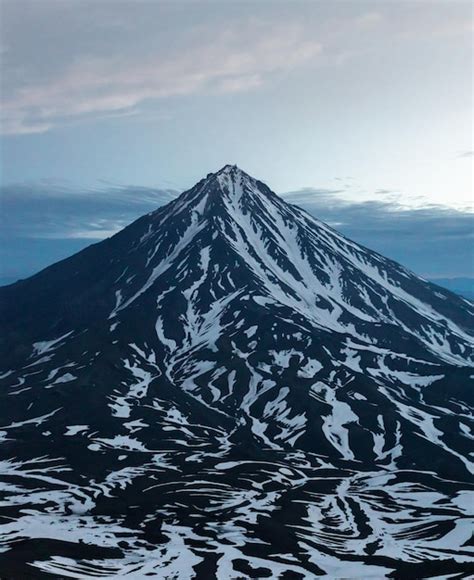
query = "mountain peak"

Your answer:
(217, 163), (239, 173)
(179, 164), (262, 212)
(210, 164), (256, 189)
